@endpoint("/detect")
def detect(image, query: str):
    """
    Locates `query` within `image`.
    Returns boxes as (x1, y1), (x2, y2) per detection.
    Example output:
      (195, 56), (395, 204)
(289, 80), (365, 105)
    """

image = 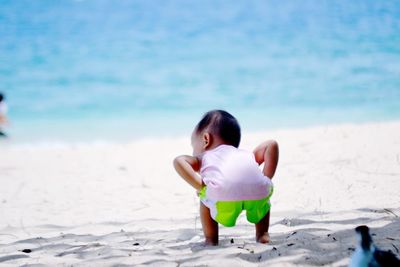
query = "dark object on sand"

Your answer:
(21, 249), (32, 253)
(349, 225), (400, 267)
